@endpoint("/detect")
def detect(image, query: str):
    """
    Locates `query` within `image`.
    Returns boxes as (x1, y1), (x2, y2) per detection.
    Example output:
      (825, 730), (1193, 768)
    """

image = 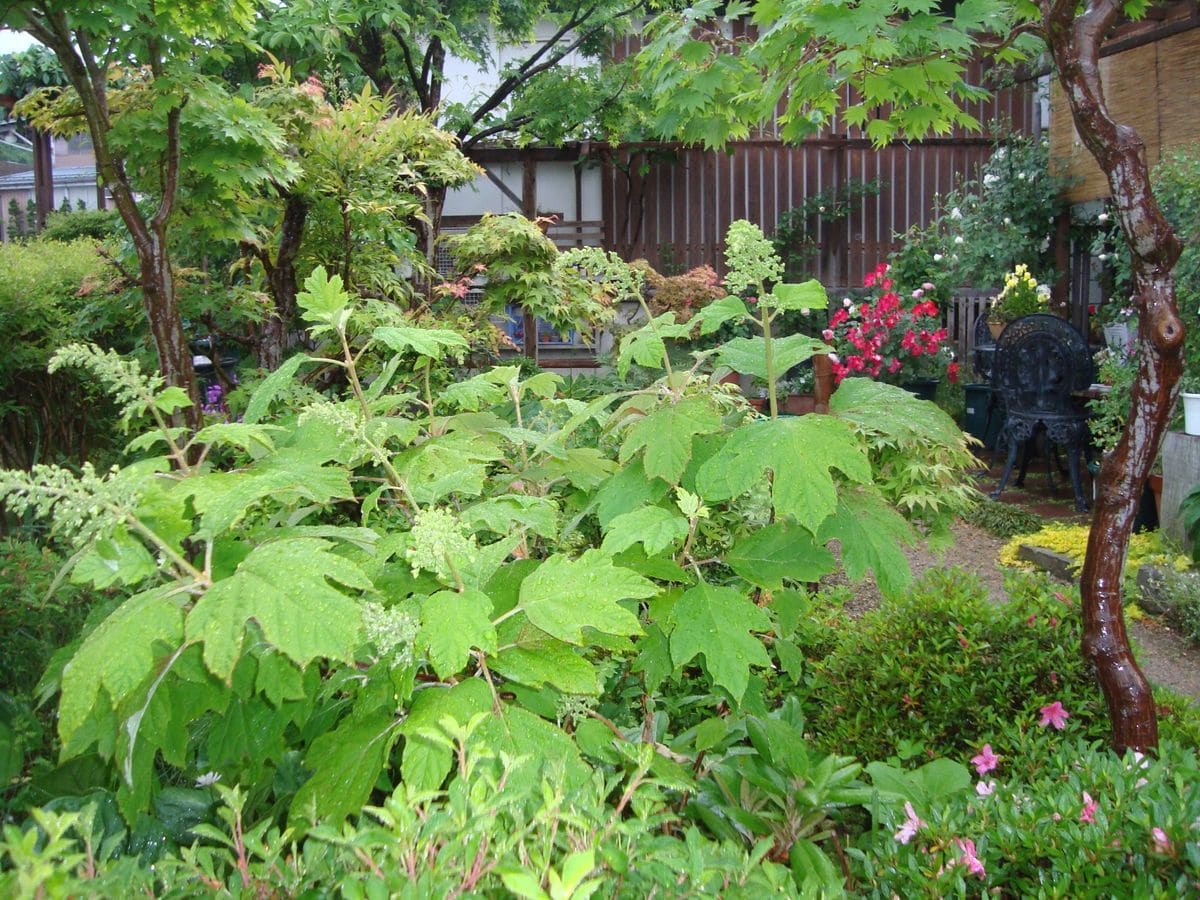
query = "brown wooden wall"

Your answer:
(604, 34), (1039, 287)
(600, 138), (1019, 287)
